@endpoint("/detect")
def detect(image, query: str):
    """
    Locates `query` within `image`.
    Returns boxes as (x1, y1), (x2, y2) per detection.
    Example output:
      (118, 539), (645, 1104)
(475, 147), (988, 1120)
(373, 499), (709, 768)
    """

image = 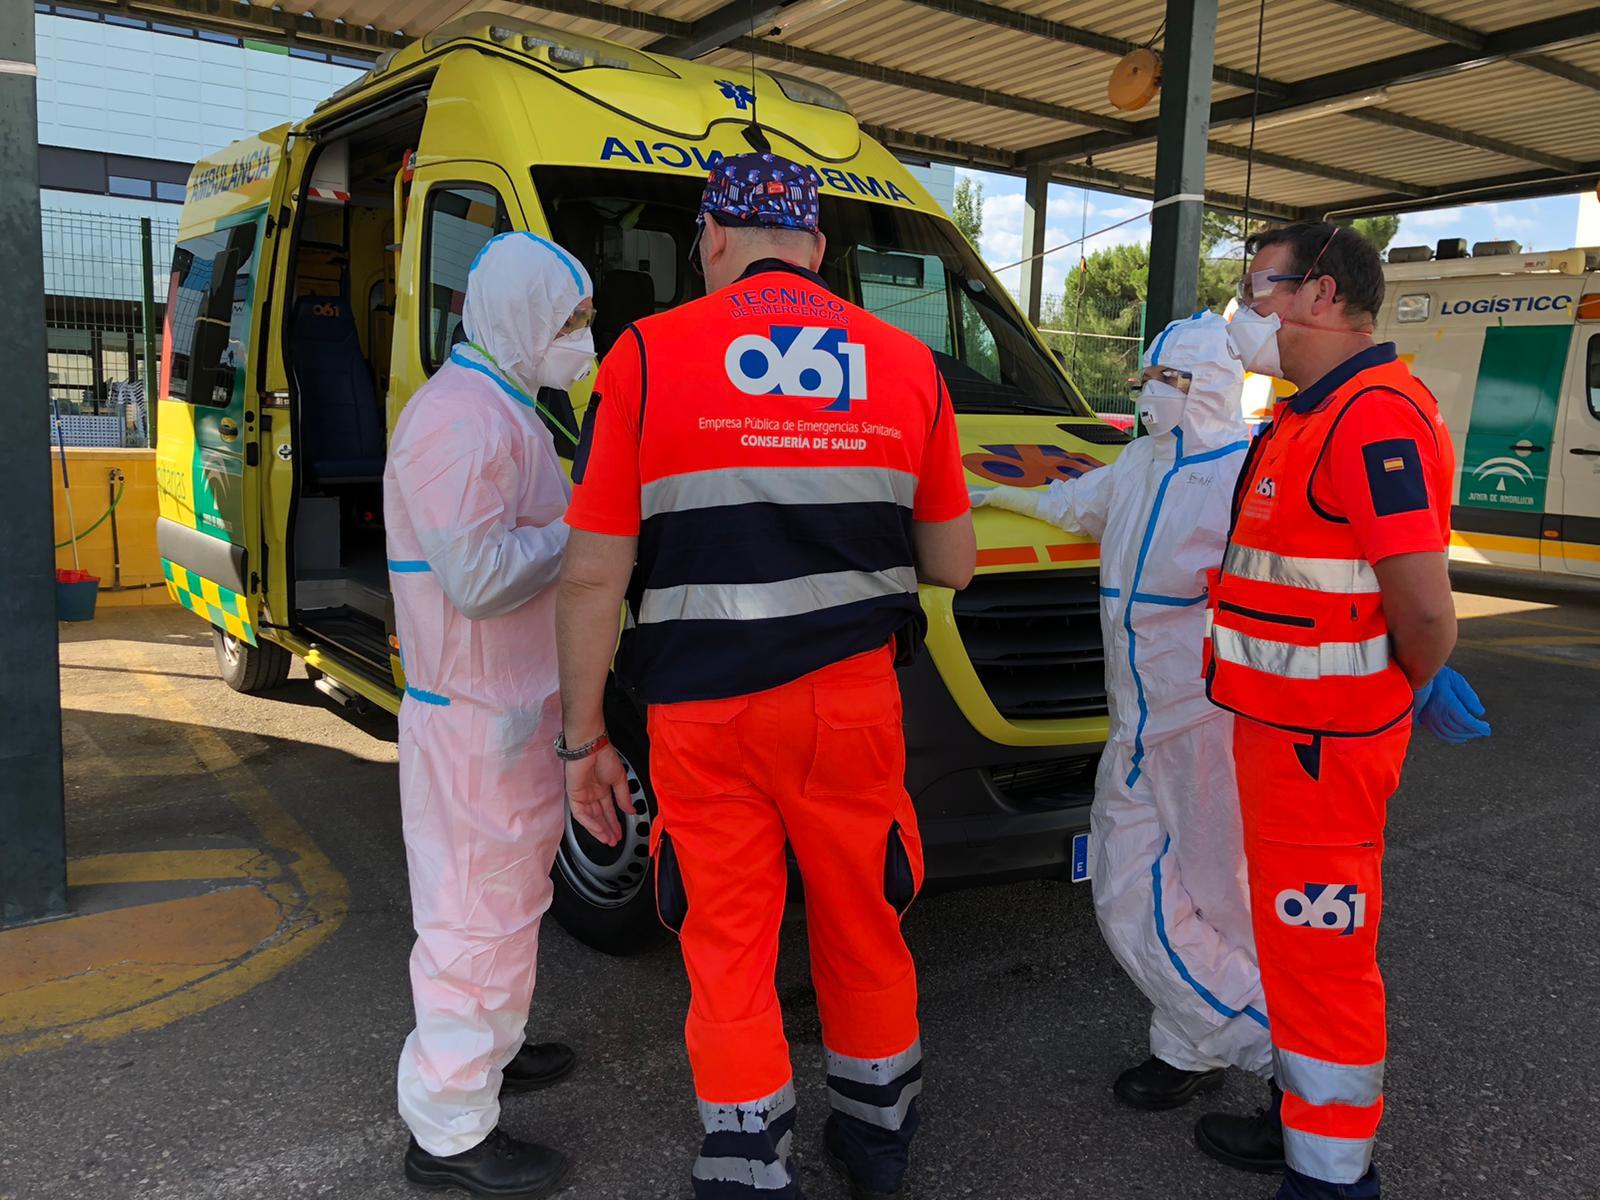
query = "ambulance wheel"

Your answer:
(550, 691), (667, 957)
(213, 629), (292, 694)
